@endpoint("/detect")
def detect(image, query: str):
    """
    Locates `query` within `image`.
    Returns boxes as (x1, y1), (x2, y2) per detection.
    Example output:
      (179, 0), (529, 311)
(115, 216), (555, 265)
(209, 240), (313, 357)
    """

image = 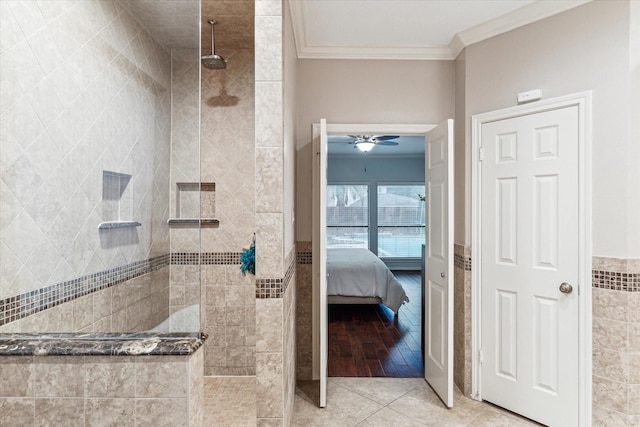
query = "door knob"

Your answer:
(441, 272), (446, 278)
(559, 282), (573, 294)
